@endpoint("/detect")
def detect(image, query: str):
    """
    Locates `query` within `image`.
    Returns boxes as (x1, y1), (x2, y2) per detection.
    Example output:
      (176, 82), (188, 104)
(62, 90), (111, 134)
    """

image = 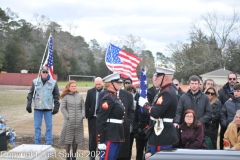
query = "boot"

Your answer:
(72, 157), (76, 160)
(66, 157), (71, 160)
